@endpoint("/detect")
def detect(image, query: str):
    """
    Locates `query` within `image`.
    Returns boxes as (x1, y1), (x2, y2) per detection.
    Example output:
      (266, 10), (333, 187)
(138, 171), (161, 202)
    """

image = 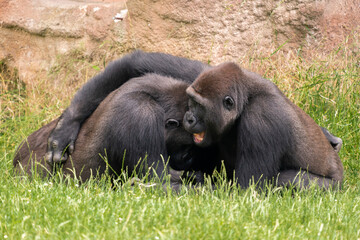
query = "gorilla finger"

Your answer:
(53, 152), (63, 163)
(51, 140), (59, 150)
(45, 152), (54, 165)
(129, 177), (141, 186)
(47, 137), (54, 151)
(68, 142), (75, 154)
(60, 153), (68, 163)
